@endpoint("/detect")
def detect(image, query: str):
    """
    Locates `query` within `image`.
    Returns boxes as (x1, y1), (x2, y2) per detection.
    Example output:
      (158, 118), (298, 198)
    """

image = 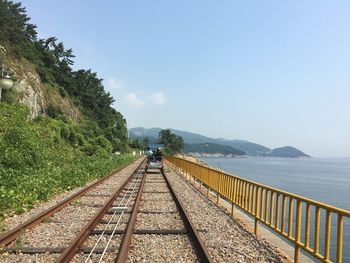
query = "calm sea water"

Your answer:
(201, 157), (350, 262)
